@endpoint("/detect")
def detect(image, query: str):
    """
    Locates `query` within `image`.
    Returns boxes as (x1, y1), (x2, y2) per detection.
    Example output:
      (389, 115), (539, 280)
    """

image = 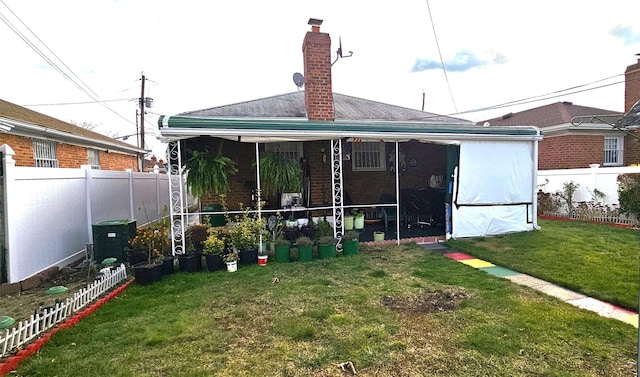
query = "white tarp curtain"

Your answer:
(452, 140), (535, 238)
